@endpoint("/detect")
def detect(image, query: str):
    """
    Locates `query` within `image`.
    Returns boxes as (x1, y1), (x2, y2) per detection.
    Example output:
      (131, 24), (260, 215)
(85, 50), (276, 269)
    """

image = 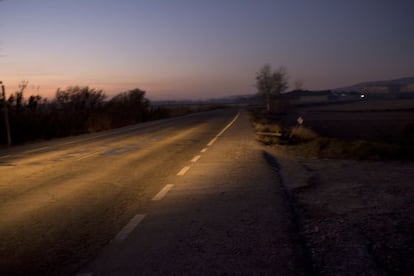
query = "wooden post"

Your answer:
(1, 82), (12, 145)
